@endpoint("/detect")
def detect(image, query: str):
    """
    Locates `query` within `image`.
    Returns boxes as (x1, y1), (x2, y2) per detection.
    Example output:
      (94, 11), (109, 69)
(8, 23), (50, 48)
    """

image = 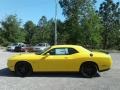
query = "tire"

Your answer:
(15, 62), (32, 77)
(80, 62), (97, 78)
